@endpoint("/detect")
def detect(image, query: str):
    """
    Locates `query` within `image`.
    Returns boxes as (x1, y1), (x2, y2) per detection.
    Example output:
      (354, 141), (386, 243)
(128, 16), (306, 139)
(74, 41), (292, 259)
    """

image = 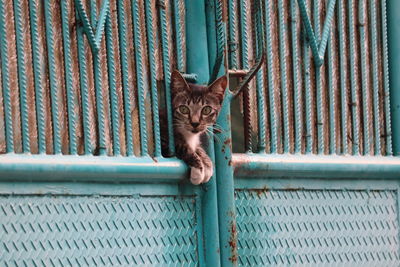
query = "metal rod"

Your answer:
(13, 0), (30, 153)
(105, 14), (120, 155)
(228, 0), (238, 69)
(369, 0), (381, 155)
(338, 0), (348, 154)
(264, 0), (277, 153)
(327, 19), (336, 154)
(0, 0), (14, 153)
(117, 0), (134, 156)
(132, 0), (148, 156)
(173, 0), (184, 72)
(381, 0), (392, 155)
(278, 0), (290, 153)
(388, 0), (400, 155)
(75, 7), (92, 155)
(159, 0), (175, 155)
(348, 0), (360, 155)
(44, 0), (62, 154)
(61, 0), (78, 155)
(145, 0), (161, 157)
